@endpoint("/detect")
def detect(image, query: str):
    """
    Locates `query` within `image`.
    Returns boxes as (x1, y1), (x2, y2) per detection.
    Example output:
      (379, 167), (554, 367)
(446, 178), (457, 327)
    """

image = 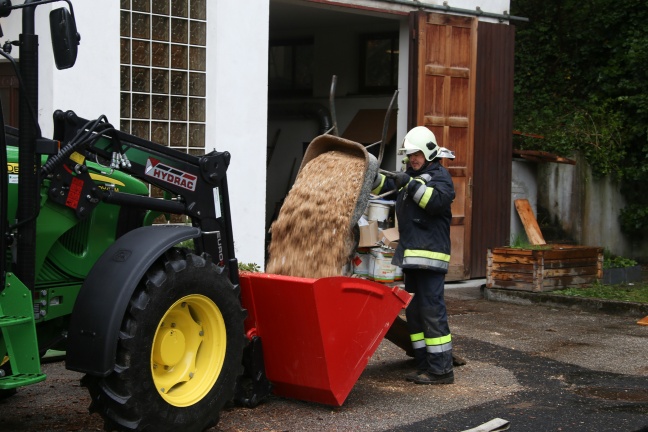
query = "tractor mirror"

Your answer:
(49, 7), (80, 70)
